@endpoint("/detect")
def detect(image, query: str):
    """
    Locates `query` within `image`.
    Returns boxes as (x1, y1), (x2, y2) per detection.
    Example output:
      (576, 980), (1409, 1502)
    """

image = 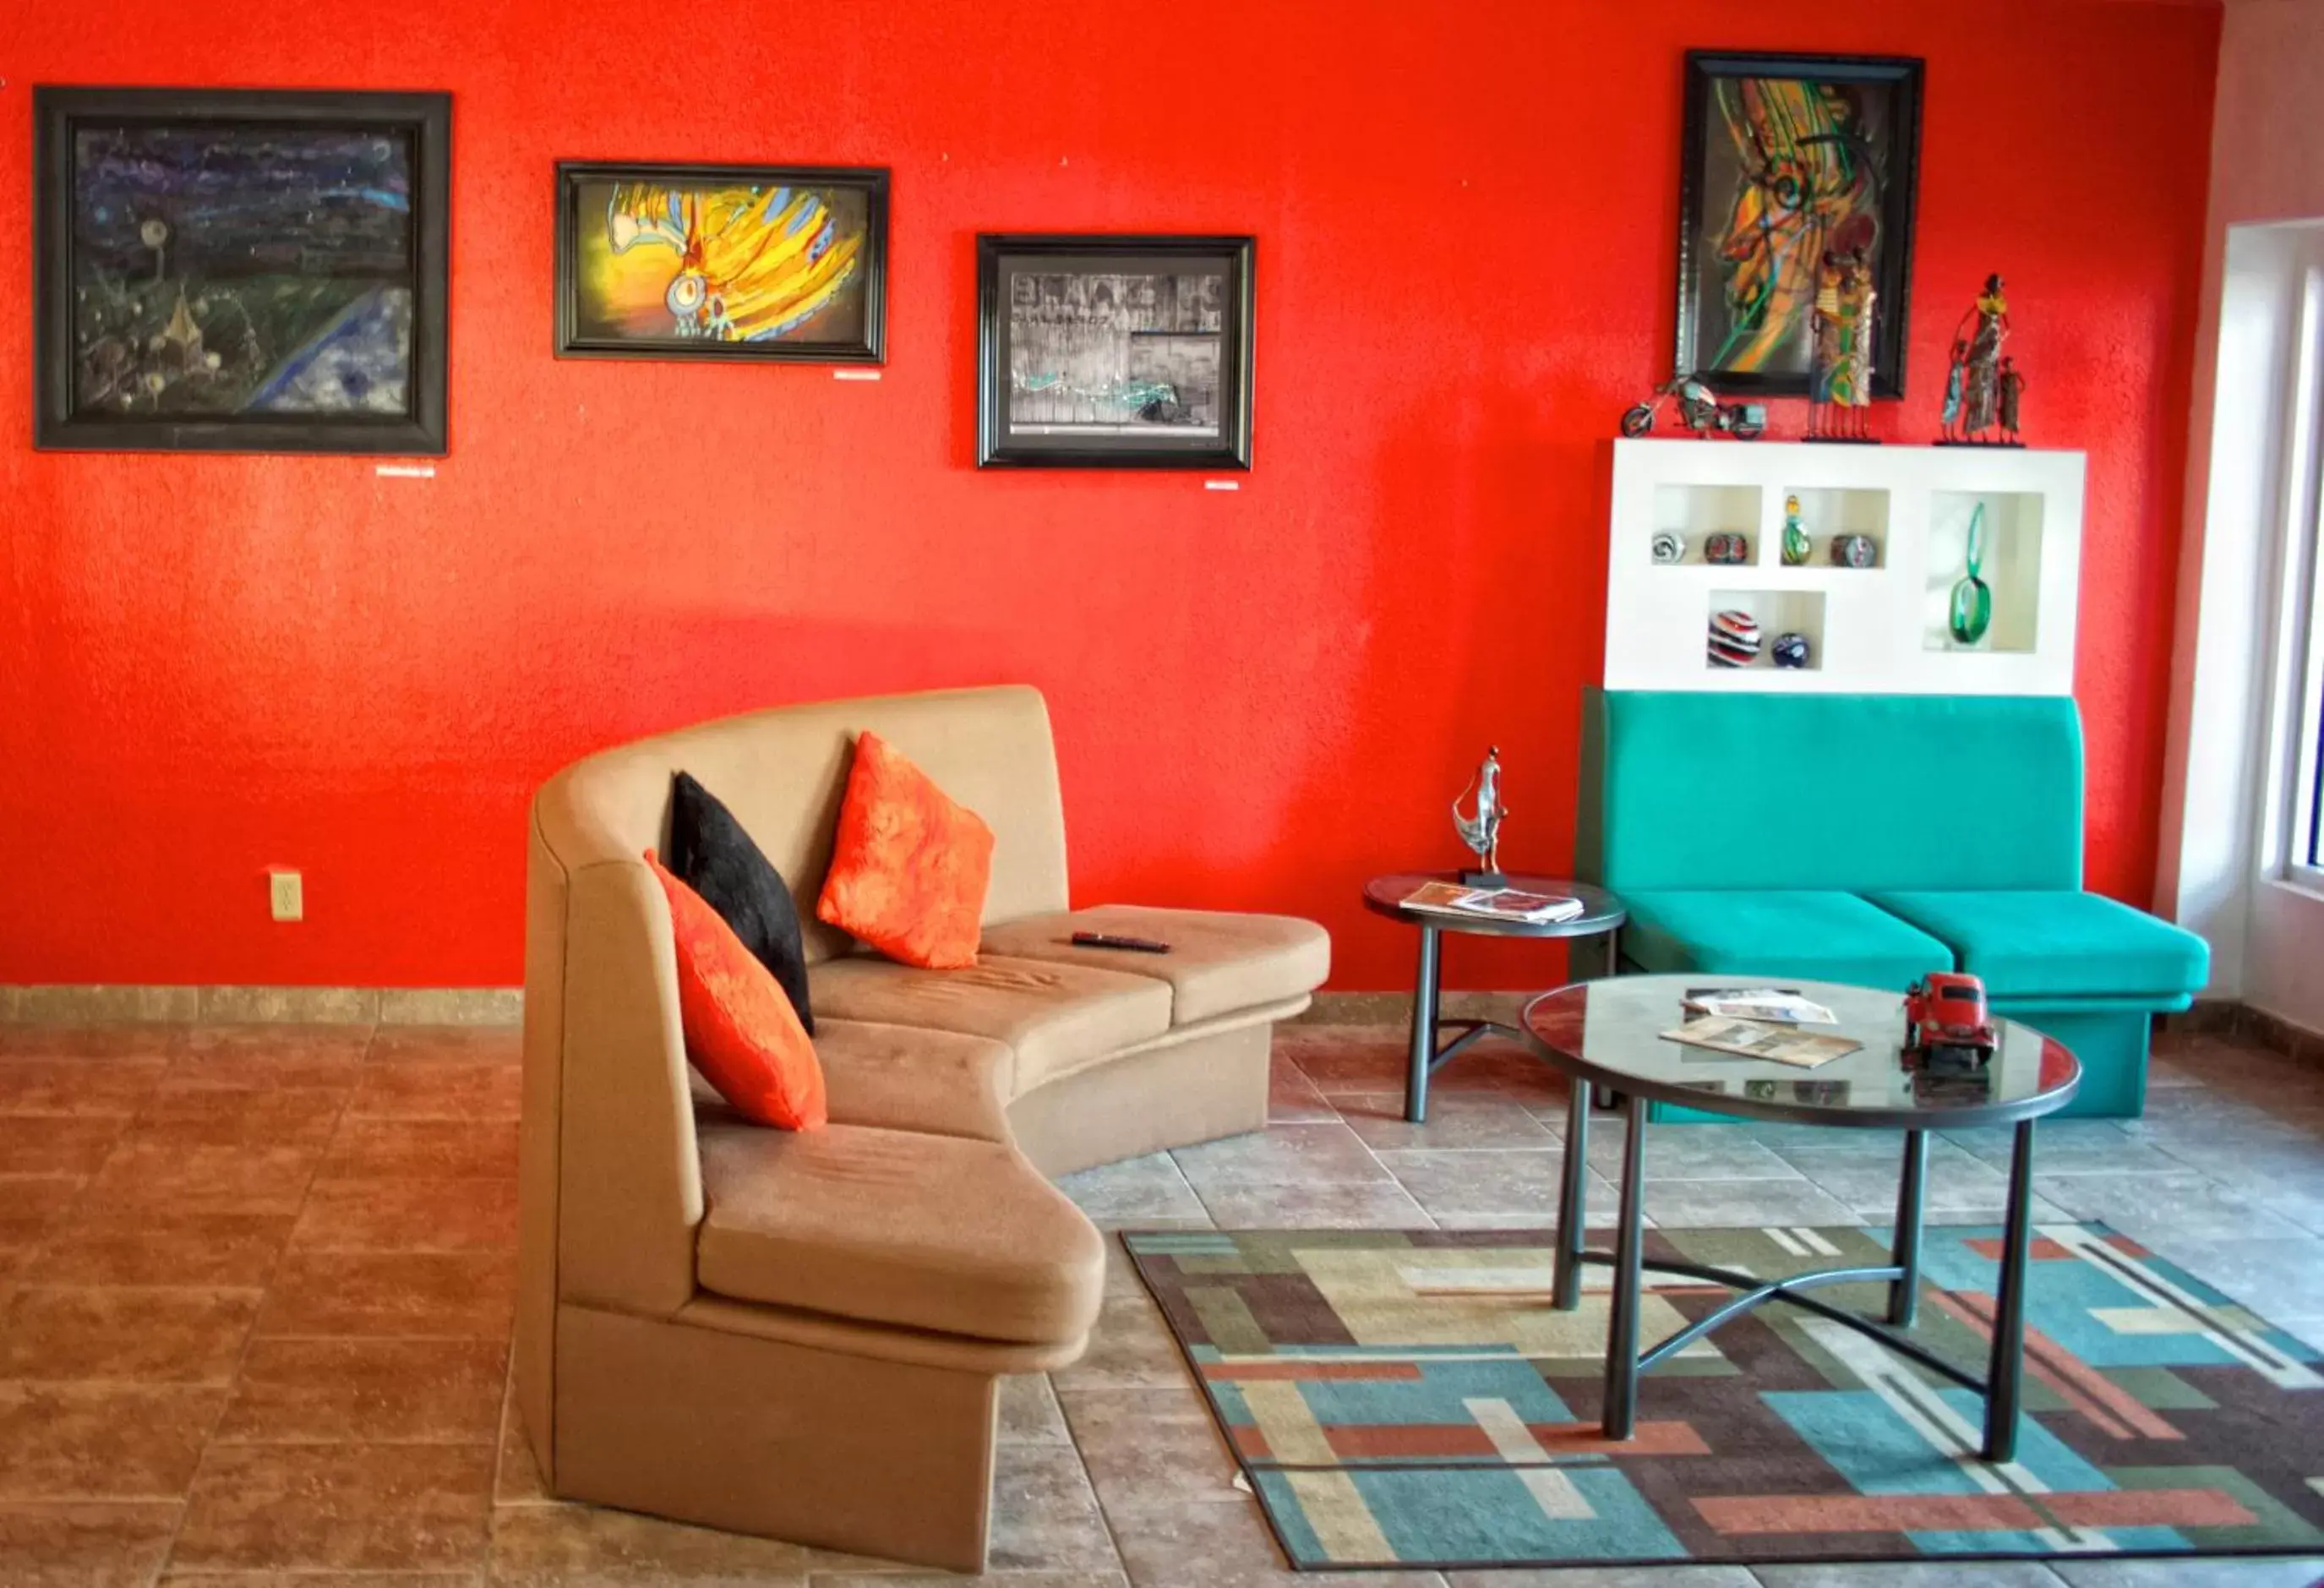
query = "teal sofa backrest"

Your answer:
(1577, 690), (2085, 893)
